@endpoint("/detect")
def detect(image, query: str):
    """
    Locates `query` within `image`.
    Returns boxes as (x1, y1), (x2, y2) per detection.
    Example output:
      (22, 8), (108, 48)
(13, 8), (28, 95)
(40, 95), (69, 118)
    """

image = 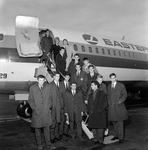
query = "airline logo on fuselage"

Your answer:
(82, 34), (98, 45)
(82, 34), (148, 52)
